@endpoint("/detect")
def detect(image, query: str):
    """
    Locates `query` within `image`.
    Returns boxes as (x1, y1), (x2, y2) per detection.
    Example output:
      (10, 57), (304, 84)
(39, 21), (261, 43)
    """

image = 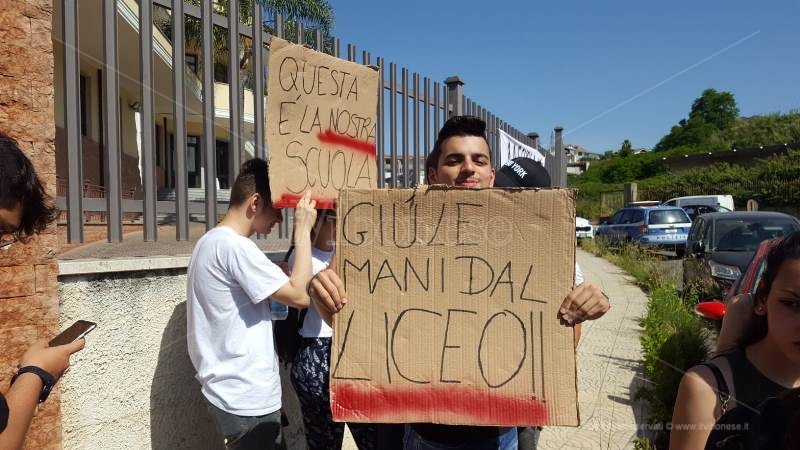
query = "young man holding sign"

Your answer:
(309, 116), (610, 449)
(187, 158), (317, 450)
